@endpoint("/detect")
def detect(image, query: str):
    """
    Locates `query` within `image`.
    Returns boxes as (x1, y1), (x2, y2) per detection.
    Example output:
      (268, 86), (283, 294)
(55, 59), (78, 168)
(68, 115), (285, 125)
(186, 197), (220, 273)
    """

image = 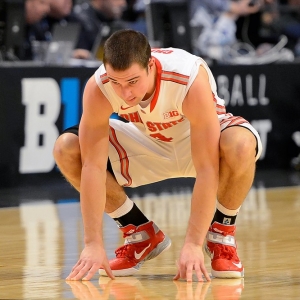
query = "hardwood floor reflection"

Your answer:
(0, 185), (300, 299)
